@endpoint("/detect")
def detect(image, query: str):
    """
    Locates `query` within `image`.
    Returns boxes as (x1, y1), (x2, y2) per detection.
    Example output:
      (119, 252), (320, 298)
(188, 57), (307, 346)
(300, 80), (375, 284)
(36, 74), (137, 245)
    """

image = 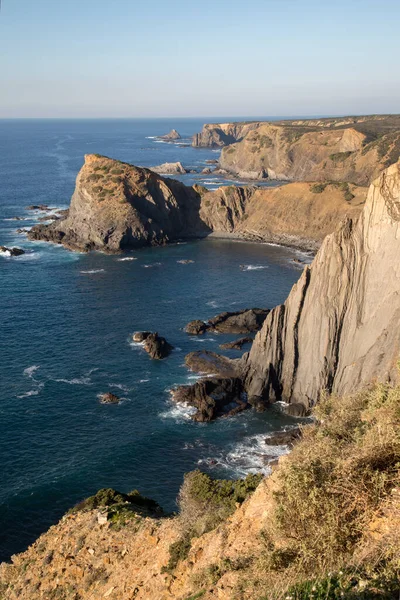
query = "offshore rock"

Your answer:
(219, 336), (253, 350)
(0, 246), (25, 256)
(151, 161), (187, 175)
(159, 129), (181, 140)
(185, 308), (269, 336)
(99, 393), (120, 405)
(171, 377), (247, 422)
(143, 333), (173, 360)
(241, 161), (400, 407)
